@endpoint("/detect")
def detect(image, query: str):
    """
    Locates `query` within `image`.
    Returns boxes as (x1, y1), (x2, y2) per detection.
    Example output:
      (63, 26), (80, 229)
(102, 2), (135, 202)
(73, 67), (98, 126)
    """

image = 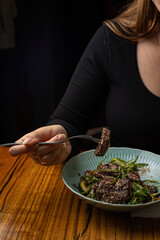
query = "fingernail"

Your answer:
(57, 134), (65, 140)
(63, 143), (66, 148)
(23, 137), (33, 145)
